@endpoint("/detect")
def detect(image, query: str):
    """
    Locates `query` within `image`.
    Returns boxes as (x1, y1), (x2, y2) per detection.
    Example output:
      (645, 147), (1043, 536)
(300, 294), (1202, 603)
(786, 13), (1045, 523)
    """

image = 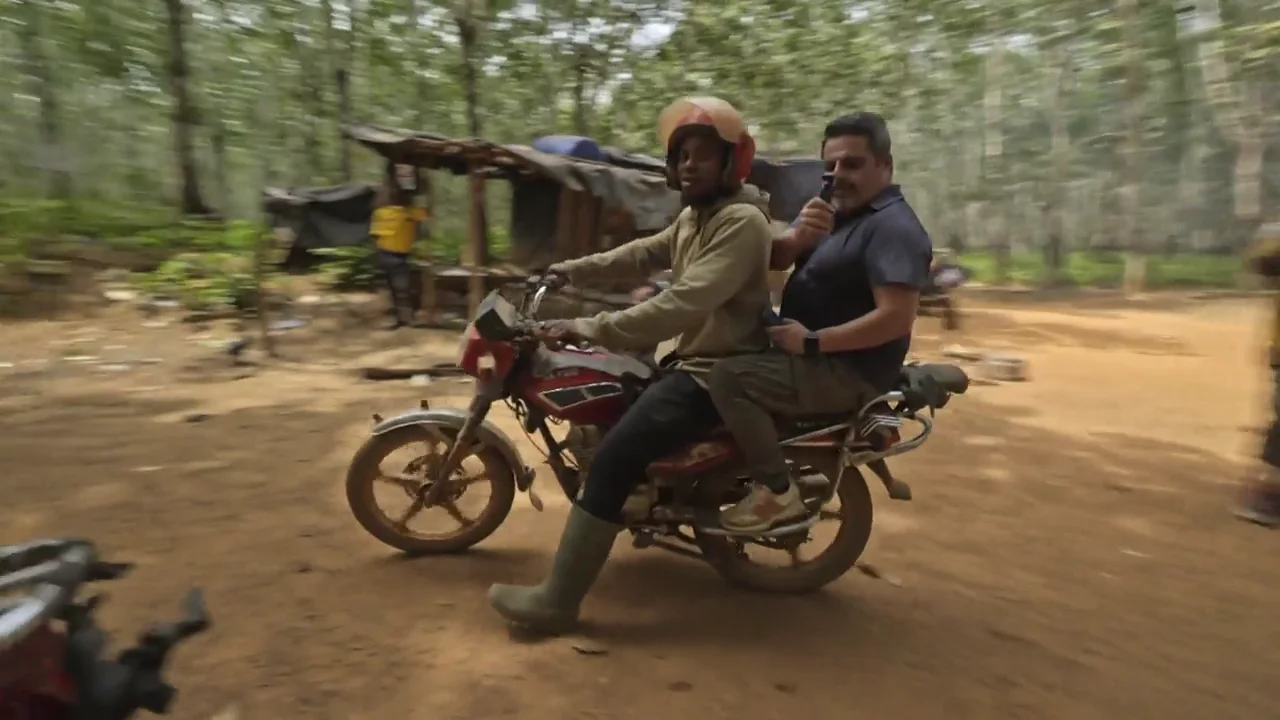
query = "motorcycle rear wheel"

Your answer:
(694, 462), (873, 595)
(346, 425), (516, 554)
